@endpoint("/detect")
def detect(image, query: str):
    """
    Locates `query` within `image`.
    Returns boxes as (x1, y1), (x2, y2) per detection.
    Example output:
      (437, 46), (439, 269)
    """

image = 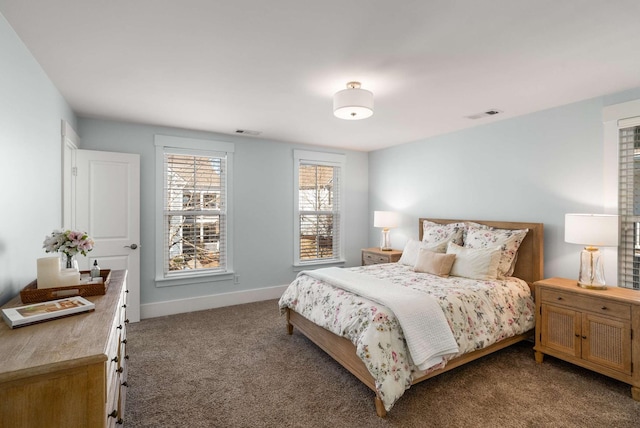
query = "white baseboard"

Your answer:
(140, 284), (289, 320)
